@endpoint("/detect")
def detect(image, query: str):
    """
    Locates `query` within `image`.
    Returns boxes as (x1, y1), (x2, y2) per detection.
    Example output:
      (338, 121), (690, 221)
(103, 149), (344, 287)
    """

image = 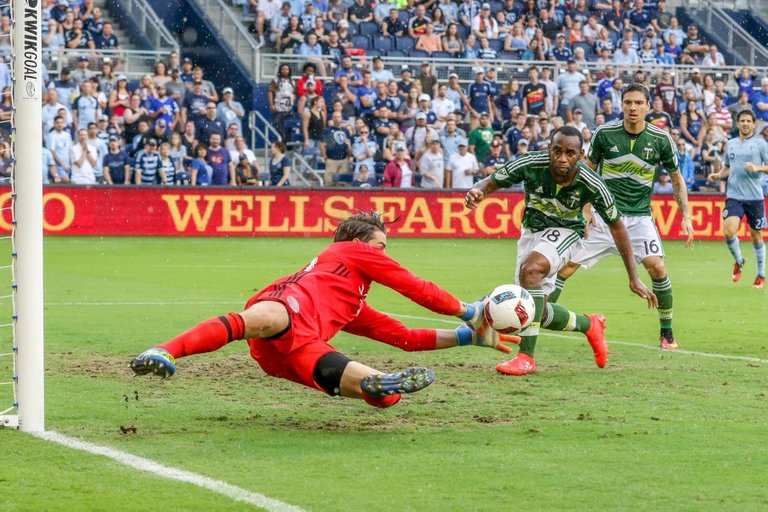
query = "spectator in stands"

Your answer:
(521, 66), (546, 118)
(66, 18), (94, 50)
(601, 97), (619, 122)
(382, 145), (415, 188)
(44, 19), (66, 51)
(416, 94), (438, 129)
(50, 0), (70, 24)
(418, 138), (445, 188)
(471, 3), (498, 40)
(480, 138), (507, 177)
(72, 81), (100, 131)
(653, 169), (674, 194)
(433, 8), (448, 35)
(503, 23), (528, 53)
(300, 2), (318, 32)
(654, 69), (677, 118)
(417, 22), (443, 55)
(405, 111), (438, 162)
(281, 16), (305, 54)
(70, 128), (98, 184)
(217, 87), (246, 136)
(459, 0), (480, 28)
(371, 57), (394, 84)
(663, 16), (685, 46)
(181, 79), (210, 126)
(148, 84), (180, 131)
(347, 0), (372, 24)
(651, 0), (672, 32)
(569, 80), (599, 129)
(123, 94), (149, 143)
(701, 44), (725, 68)
(176, 120), (196, 156)
(680, 99), (707, 150)
(165, 68), (186, 108)
(603, 0), (624, 36)
(546, 33), (570, 62)
(335, 20), (354, 52)
(663, 33), (682, 63)
(701, 74), (717, 114)
(681, 24), (707, 65)
(626, 0), (650, 33)
(325, 0), (347, 23)
(187, 144), (210, 186)
(86, 121), (108, 182)
(234, 153), (259, 186)
(753, 78), (768, 129)
(134, 138), (160, 184)
(352, 124), (377, 177)
(266, 1), (291, 49)
(133, 74), (156, 104)
(179, 57), (194, 83)
(400, 88), (422, 132)
(195, 102), (226, 147)
(445, 139), (477, 189)
(46, 116), (72, 181)
(613, 38), (639, 66)
(60, 8), (76, 36)
(431, 84), (456, 131)
(150, 61), (170, 89)
(734, 66), (759, 99)
(97, 59), (116, 98)
(373, 0), (397, 25)
(170, 131), (190, 168)
(229, 134), (259, 171)
(646, 96), (674, 131)
(468, 111), (494, 161)
(557, 59), (586, 122)
(440, 117), (463, 162)
(381, 8), (405, 37)
(204, 133), (235, 185)
(653, 42), (674, 66)
(191, 67), (218, 102)
(320, 110), (352, 185)
(297, 34), (326, 75)
(727, 90), (753, 120)
(168, 51), (181, 74)
(334, 55), (362, 87)
(268, 64), (297, 142)
(683, 68), (704, 105)
(310, 16), (329, 44)
(151, 118), (172, 146)
(102, 136), (130, 185)
(43, 89), (72, 134)
(442, 23), (464, 55)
